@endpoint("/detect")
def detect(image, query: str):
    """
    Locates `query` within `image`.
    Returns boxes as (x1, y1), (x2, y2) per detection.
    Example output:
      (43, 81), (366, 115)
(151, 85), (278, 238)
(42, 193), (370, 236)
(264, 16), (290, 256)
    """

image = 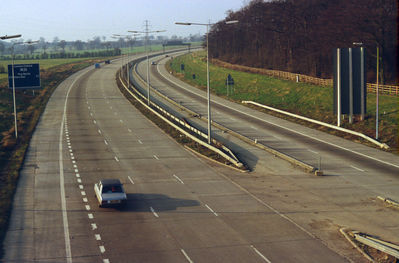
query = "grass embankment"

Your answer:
(167, 51), (398, 153)
(0, 57), (107, 257)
